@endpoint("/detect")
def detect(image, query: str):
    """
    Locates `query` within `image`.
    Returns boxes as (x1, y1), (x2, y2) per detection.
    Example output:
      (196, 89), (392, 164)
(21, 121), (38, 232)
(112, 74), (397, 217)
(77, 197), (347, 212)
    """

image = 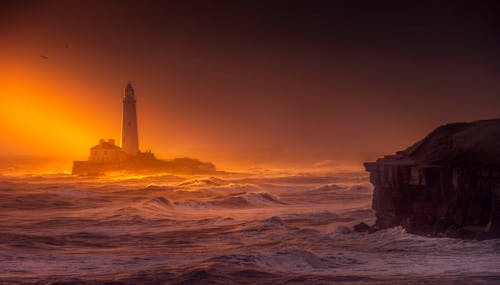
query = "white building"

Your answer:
(121, 82), (140, 155)
(89, 139), (126, 162)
